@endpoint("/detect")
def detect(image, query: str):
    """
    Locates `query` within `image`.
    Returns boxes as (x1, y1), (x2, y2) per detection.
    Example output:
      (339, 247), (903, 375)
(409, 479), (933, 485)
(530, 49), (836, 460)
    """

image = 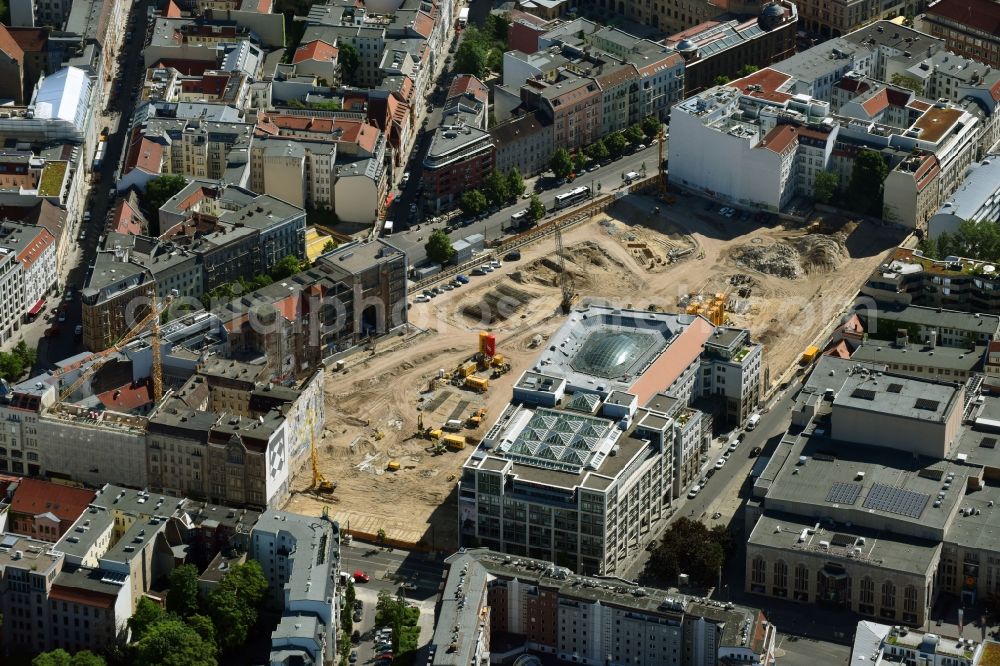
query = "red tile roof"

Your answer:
(991, 80), (1000, 102)
(125, 137), (164, 176)
(861, 89), (889, 116)
(293, 40), (339, 64)
(16, 227), (54, 271)
(909, 99), (932, 111)
(630, 317), (715, 405)
(109, 198), (147, 235)
(411, 11), (434, 38)
(448, 74), (489, 104)
(7, 27), (47, 54)
(264, 114), (381, 153)
(49, 585), (116, 609)
(97, 380), (154, 412)
(165, 0), (182, 17)
(729, 67), (793, 103)
(758, 124), (799, 153)
(9, 478), (95, 521)
(835, 78), (871, 94)
(152, 59), (214, 75)
(926, 0), (1000, 38)
(0, 24), (24, 61)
